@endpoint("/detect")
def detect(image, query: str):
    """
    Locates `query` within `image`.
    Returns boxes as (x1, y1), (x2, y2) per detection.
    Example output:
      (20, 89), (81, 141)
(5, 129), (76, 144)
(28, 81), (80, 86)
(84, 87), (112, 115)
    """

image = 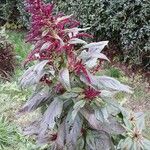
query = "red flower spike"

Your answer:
(50, 133), (57, 141)
(83, 87), (101, 100)
(25, 0), (92, 65)
(74, 60), (91, 83)
(40, 74), (52, 85)
(54, 83), (65, 94)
